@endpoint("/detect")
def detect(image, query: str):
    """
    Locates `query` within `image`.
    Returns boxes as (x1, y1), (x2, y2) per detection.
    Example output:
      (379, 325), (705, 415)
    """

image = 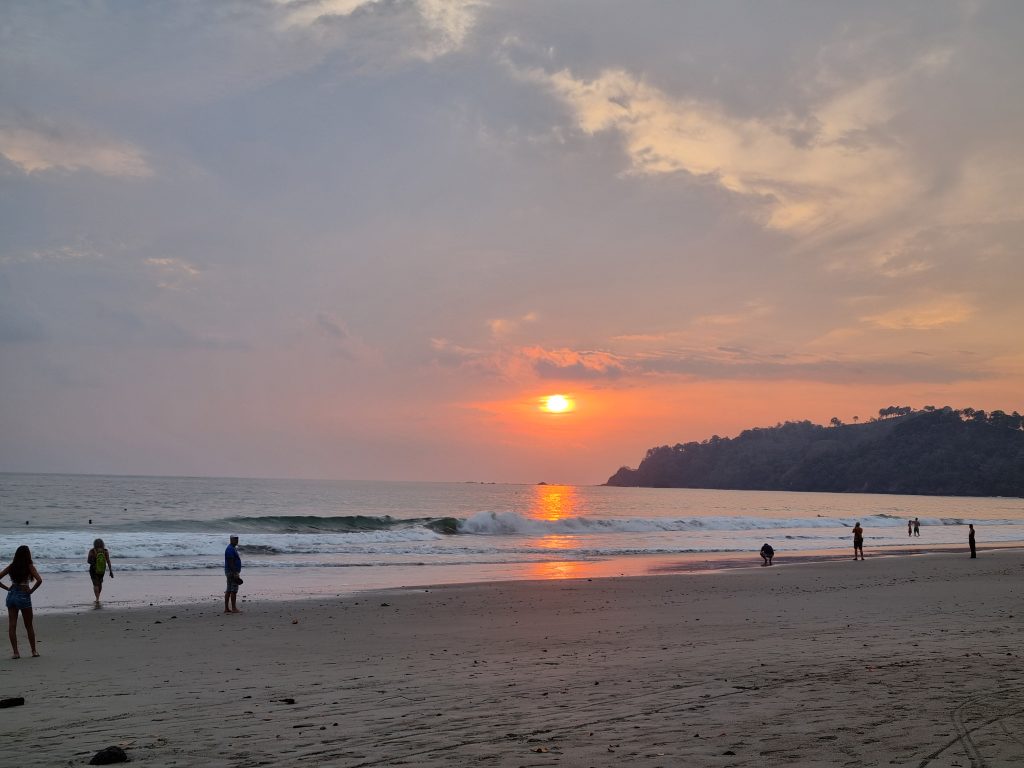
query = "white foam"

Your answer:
(455, 511), (1002, 535)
